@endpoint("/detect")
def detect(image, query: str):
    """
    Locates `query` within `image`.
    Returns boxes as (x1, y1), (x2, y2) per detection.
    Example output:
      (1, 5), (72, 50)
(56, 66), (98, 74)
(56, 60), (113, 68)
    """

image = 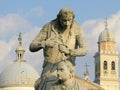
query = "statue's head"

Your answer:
(57, 60), (75, 82)
(57, 8), (75, 29)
